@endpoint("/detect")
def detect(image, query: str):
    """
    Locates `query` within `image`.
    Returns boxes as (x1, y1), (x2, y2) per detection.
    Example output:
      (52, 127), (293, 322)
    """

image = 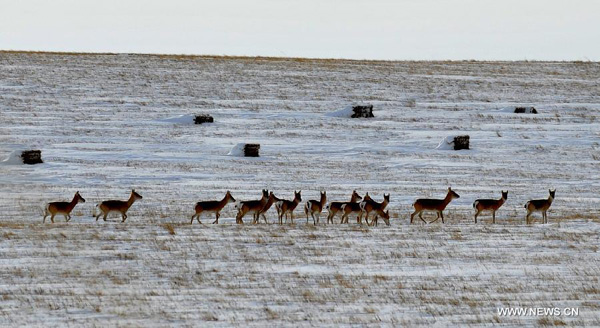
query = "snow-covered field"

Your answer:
(1, 52), (600, 326)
